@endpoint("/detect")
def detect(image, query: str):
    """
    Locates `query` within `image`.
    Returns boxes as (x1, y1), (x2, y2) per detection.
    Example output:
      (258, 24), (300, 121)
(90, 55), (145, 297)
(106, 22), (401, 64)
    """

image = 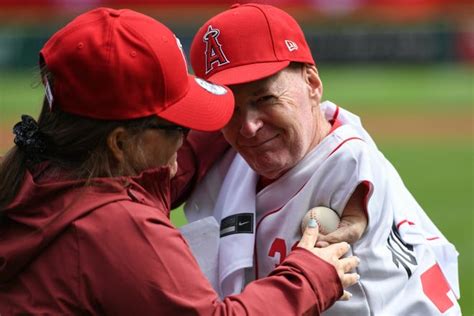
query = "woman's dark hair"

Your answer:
(0, 94), (160, 211)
